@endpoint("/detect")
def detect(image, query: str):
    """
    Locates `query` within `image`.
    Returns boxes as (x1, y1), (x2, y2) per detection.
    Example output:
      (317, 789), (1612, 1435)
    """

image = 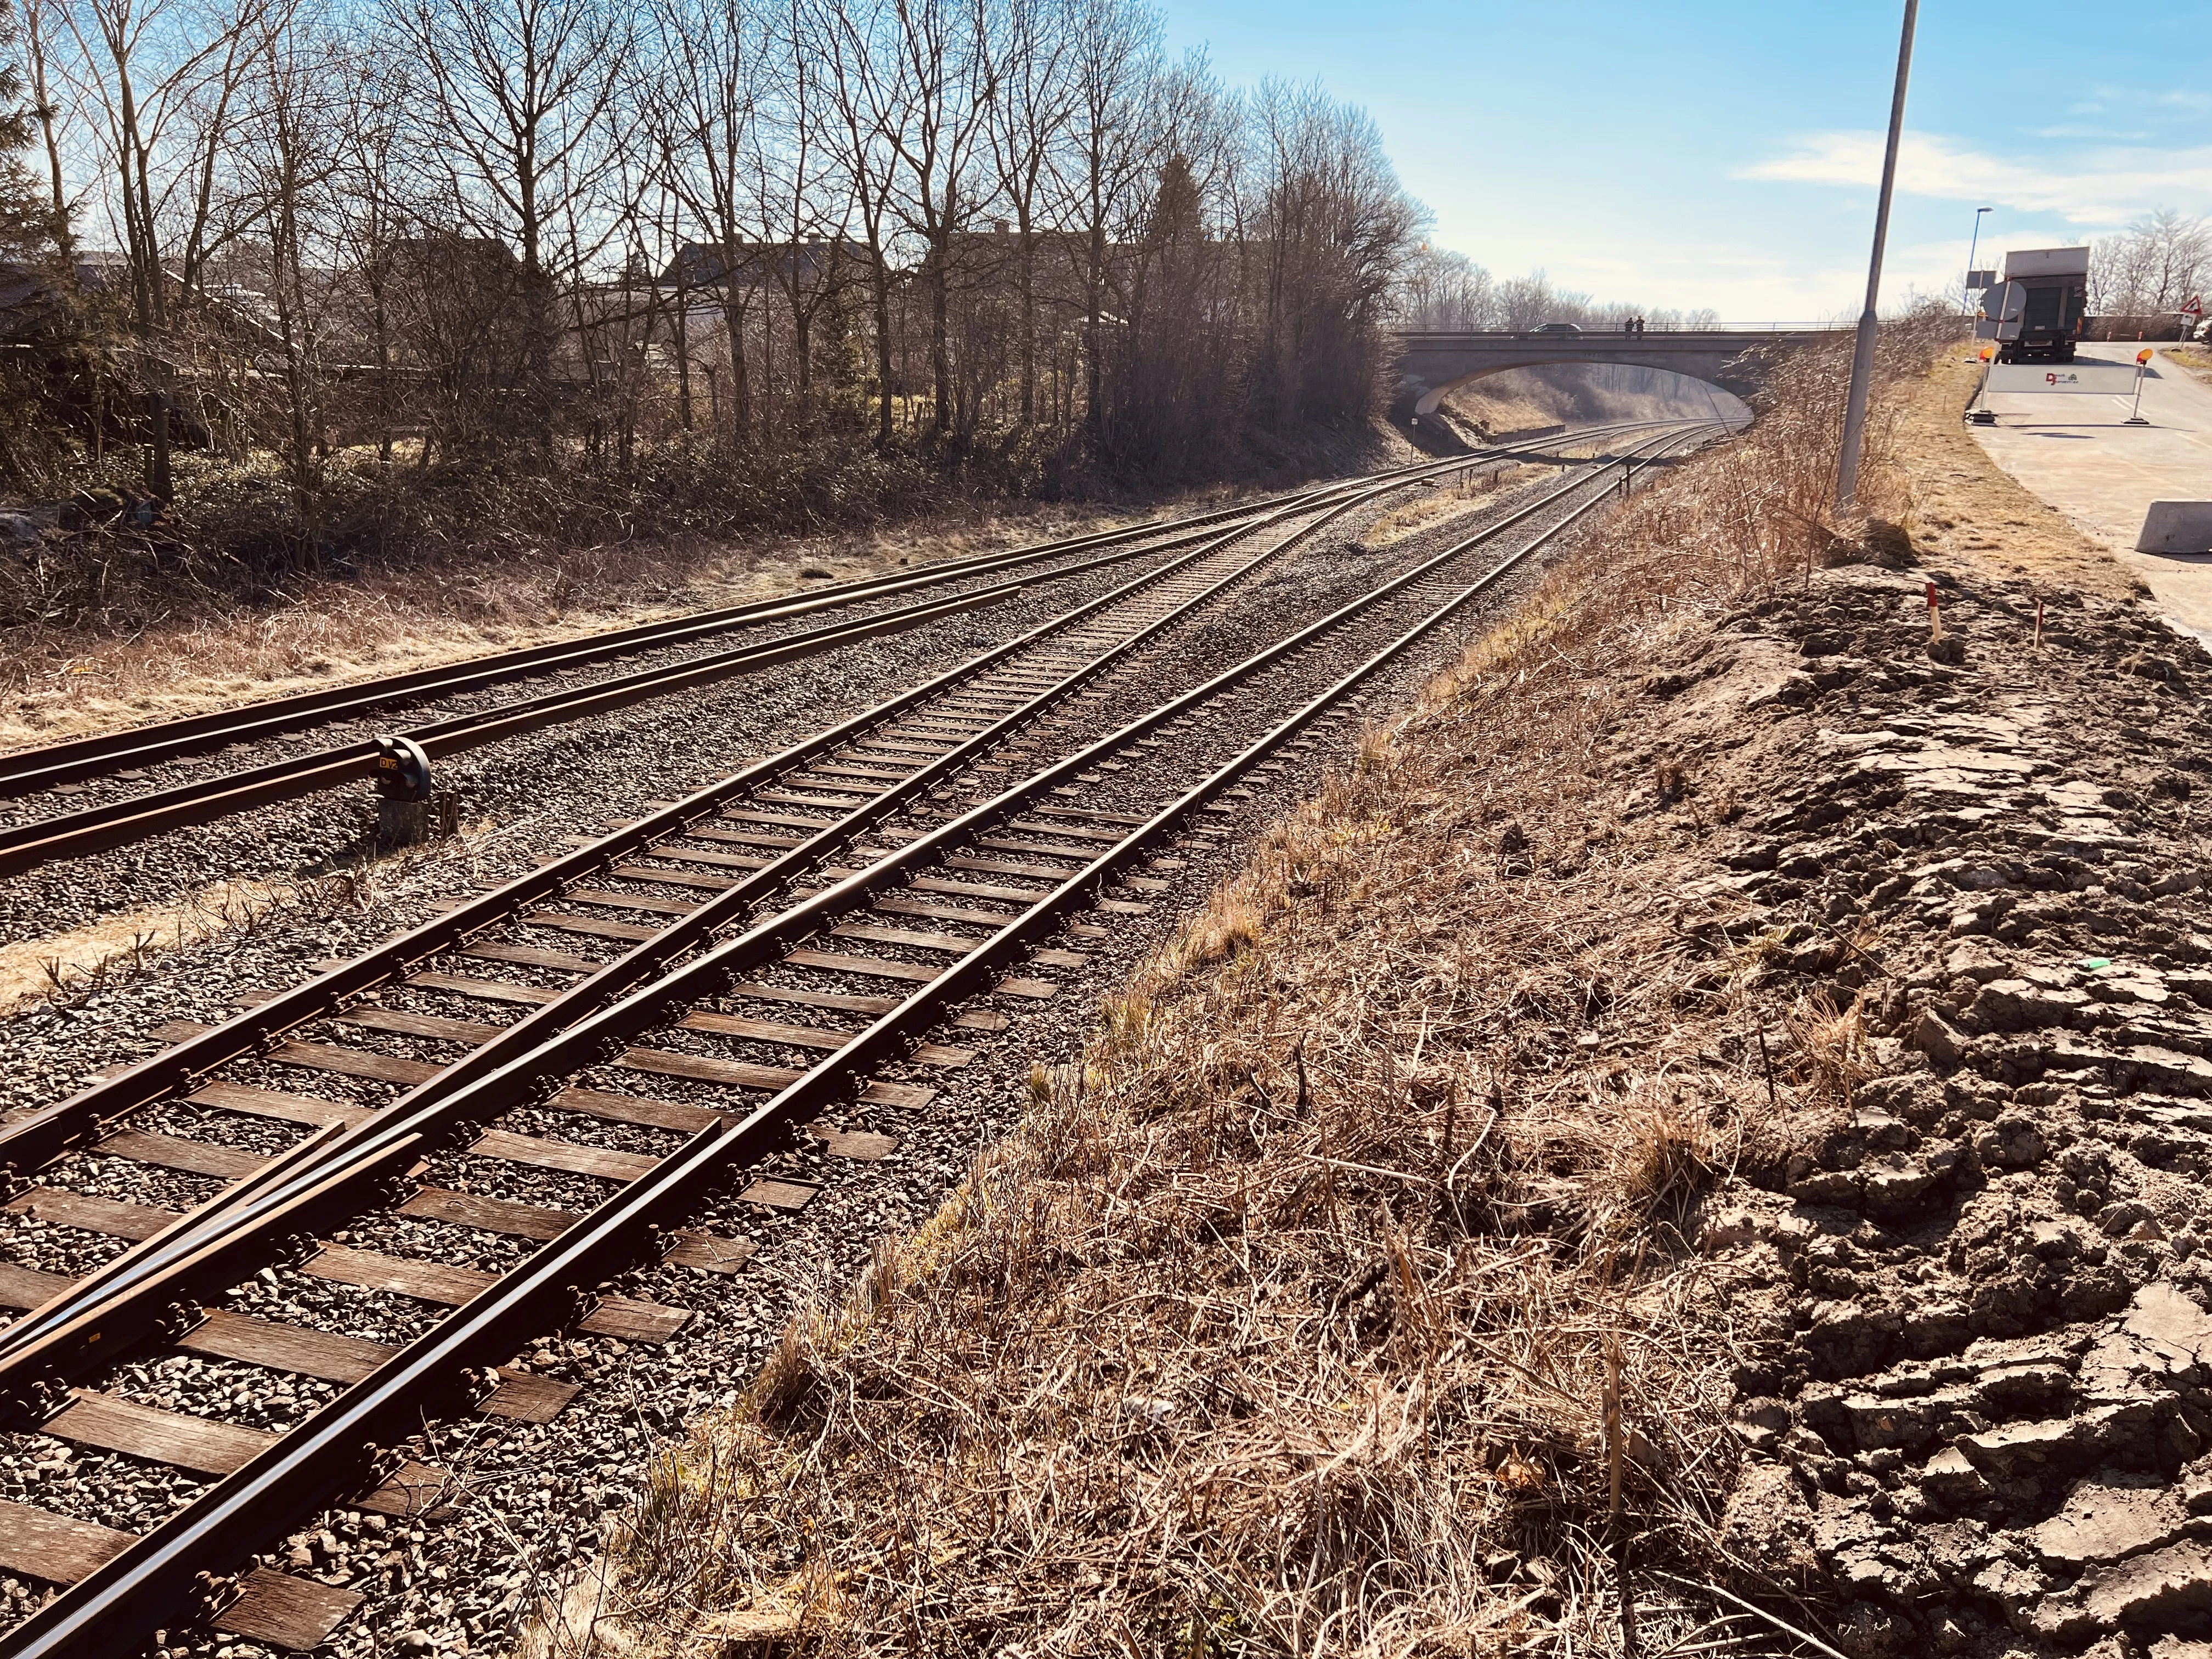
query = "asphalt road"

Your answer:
(1968, 342), (2212, 644)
